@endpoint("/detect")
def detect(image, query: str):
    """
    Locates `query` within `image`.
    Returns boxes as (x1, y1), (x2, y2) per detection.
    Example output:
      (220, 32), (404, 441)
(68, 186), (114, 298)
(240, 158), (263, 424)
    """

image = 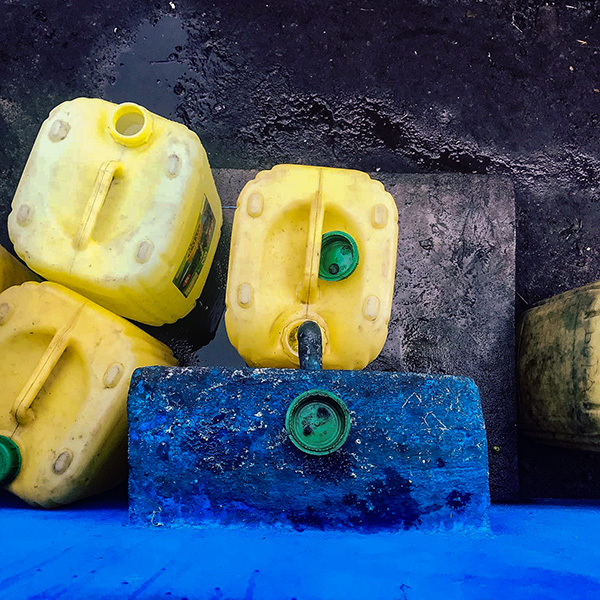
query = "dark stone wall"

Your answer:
(1, 0), (600, 498)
